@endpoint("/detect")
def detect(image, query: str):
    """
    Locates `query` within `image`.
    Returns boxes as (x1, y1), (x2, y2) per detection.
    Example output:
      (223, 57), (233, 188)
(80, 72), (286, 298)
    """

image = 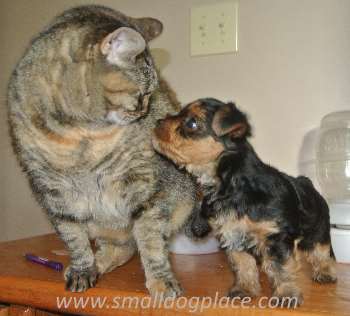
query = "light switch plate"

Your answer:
(190, 1), (238, 56)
